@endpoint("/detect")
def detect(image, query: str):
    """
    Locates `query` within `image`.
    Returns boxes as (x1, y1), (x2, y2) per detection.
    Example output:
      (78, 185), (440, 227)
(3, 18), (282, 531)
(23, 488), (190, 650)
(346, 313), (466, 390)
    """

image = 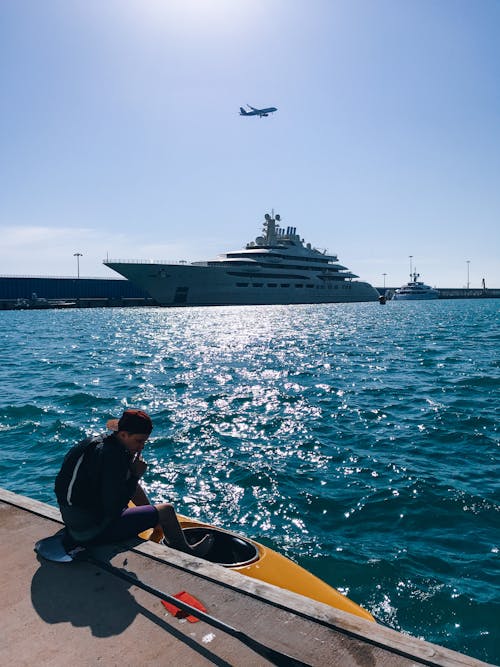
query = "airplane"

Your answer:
(239, 104), (277, 118)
